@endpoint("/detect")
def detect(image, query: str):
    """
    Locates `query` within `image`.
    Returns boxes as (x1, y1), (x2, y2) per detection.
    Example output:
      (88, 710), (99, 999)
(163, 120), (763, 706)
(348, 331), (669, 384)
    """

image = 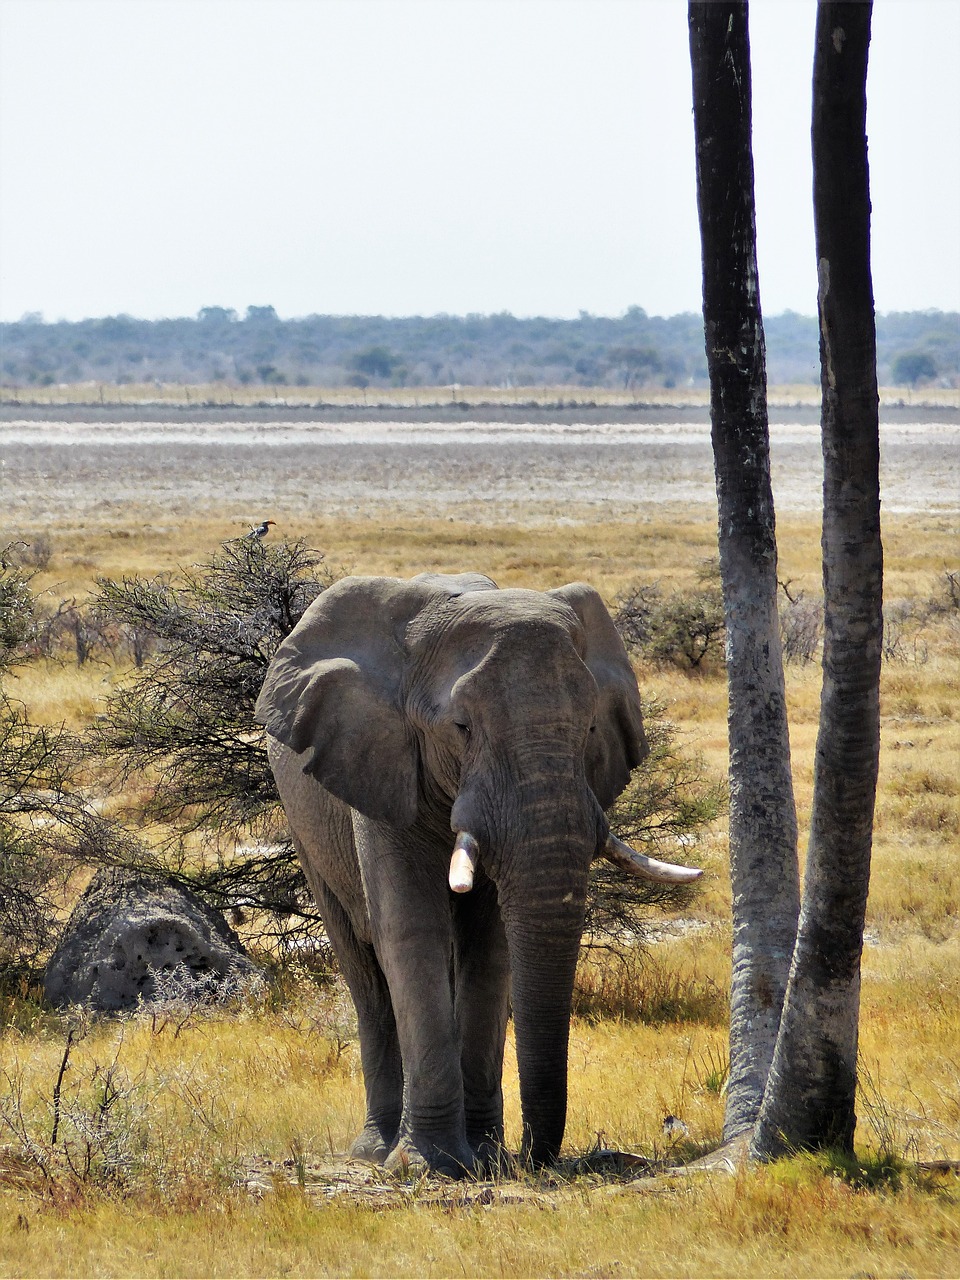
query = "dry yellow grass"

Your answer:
(19, 512), (723, 603)
(0, 966), (957, 1278)
(1, 1168), (958, 1279)
(8, 662), (119, 734)
(1, 501), (958, 1277)
(18, 508), (956, 621)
